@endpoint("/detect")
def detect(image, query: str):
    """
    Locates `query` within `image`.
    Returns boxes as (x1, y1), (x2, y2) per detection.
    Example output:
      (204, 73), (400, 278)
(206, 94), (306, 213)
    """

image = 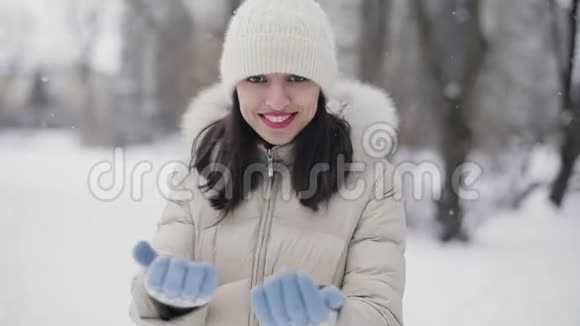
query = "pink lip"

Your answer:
(259, 112), (297, 129)
(259, 111), (296, 116)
